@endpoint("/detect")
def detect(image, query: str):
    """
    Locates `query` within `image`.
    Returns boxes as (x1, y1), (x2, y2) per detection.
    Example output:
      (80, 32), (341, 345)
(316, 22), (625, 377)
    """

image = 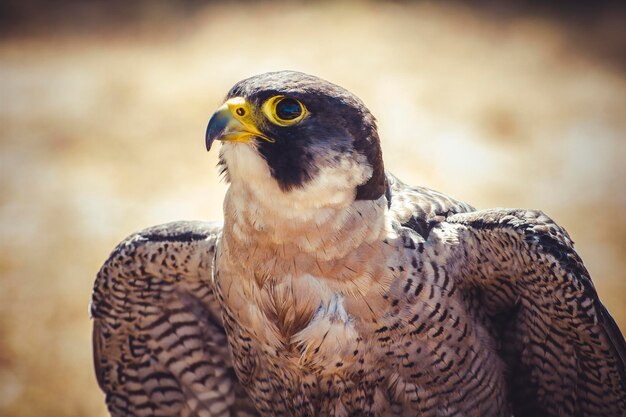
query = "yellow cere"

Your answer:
(224, 97), (275, 144)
